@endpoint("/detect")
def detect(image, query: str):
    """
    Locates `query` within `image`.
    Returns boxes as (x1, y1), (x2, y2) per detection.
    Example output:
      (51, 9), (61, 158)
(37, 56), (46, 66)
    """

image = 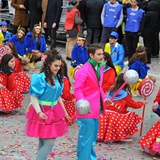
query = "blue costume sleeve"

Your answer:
(71, 45), (80, 67)
(24, 32), (34, 54)
(29, 73), (46, 98)
(113, 45), (125, 66)
(40, 35), (46, 52)
(129, 60), (150, 79)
